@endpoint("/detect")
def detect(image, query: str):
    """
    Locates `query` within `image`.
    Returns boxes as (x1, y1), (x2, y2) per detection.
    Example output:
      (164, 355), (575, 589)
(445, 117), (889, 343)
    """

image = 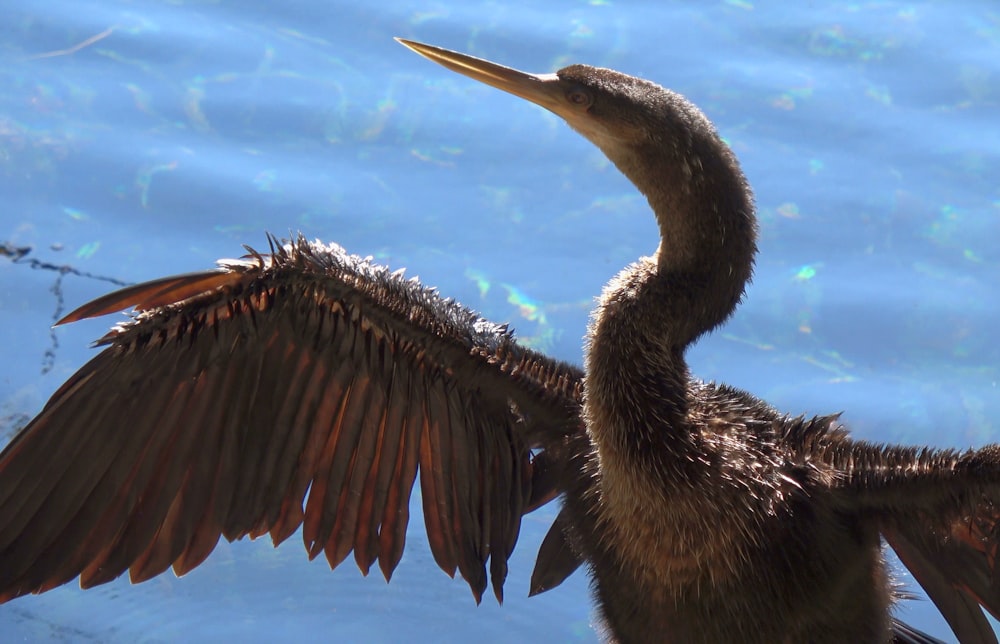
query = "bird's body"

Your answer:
(1, 40), (999, 643)
(564, 383), (889, 642)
